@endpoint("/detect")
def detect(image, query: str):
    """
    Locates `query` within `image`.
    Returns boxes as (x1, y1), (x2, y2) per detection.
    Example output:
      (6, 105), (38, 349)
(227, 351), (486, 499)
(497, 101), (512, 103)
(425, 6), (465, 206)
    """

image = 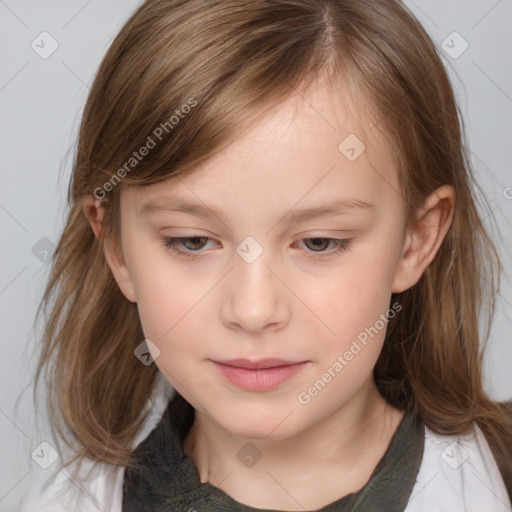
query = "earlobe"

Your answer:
(82, 194), (137, 303)
(391, 185), (456, 293)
